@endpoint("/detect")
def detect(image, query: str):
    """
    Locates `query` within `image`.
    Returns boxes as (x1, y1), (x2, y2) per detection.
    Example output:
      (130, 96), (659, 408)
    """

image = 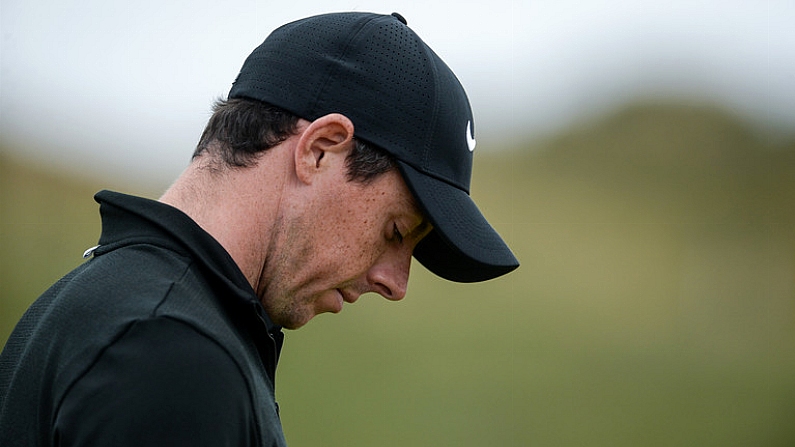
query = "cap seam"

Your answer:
(310, 14), (380, 118)
(420, 41), (441, 172)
